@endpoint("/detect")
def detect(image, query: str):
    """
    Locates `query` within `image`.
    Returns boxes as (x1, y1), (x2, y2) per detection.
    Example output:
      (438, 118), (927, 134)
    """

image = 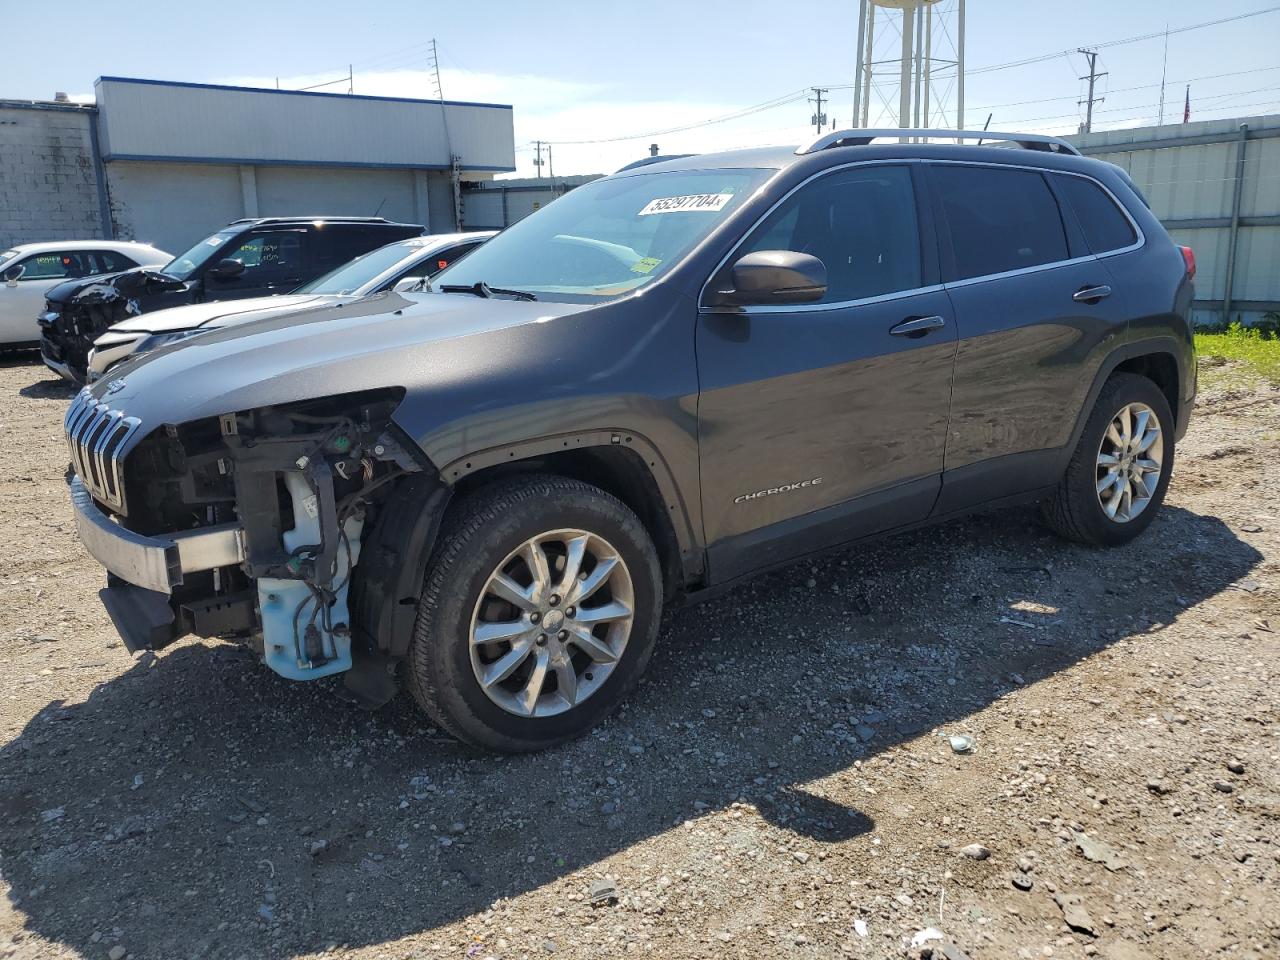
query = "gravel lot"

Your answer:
(1, 353), (1276, 960)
